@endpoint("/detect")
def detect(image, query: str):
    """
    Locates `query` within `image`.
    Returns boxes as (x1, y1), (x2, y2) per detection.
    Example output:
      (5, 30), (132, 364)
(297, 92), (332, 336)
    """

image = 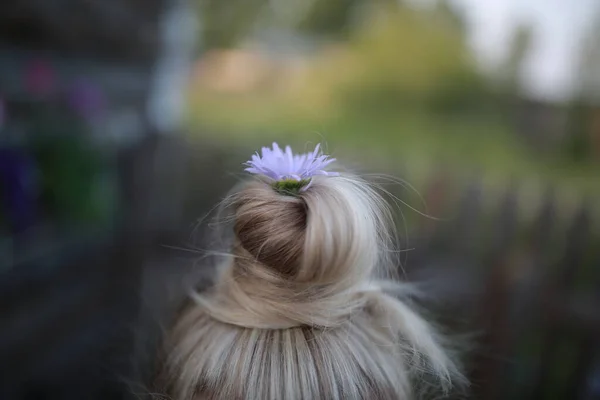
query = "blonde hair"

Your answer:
(156, 174), (463, 399)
